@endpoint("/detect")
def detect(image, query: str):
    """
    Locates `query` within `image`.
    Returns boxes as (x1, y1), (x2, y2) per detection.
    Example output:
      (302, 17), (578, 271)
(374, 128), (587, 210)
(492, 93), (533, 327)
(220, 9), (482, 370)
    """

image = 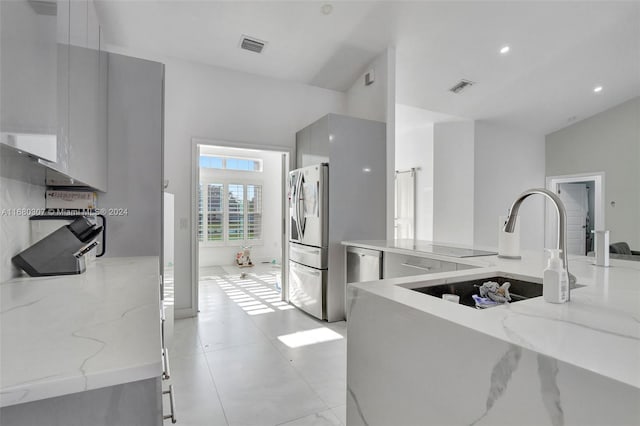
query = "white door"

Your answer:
(557, 183), (588, 255)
